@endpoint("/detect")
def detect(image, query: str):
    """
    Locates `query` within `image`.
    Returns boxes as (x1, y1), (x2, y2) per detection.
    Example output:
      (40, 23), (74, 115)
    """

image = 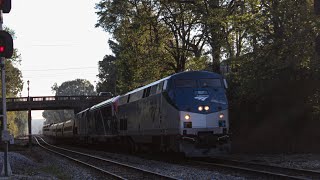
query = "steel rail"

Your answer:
(204, 157), (320, 179)
(189, 157), (320, 180)
(36, 136), (178, 180)
(190, 160), (307, 180)
(34, 136), (124, 179)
